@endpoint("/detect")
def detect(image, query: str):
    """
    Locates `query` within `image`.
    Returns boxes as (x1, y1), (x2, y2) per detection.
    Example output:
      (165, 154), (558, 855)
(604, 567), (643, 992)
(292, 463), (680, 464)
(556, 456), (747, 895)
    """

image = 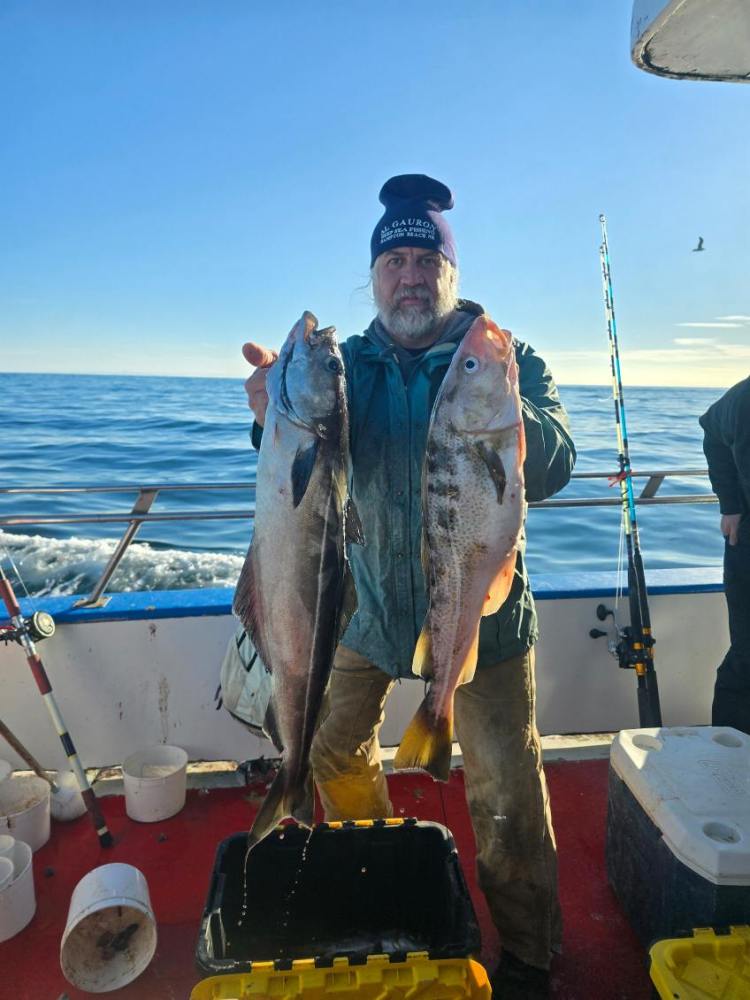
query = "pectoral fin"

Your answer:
(291, 441), (319, 507)
(473, 441), (506, 504)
